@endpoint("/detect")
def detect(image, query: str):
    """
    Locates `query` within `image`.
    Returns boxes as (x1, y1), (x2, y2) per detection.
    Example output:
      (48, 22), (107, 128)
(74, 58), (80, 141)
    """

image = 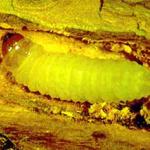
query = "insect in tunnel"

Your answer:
(1, 33), (150, 103)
